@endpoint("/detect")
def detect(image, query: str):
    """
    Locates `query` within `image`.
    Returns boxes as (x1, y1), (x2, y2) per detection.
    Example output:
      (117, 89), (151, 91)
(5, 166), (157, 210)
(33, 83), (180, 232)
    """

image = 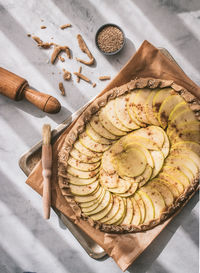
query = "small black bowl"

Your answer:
(95, 23), (126, 56)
